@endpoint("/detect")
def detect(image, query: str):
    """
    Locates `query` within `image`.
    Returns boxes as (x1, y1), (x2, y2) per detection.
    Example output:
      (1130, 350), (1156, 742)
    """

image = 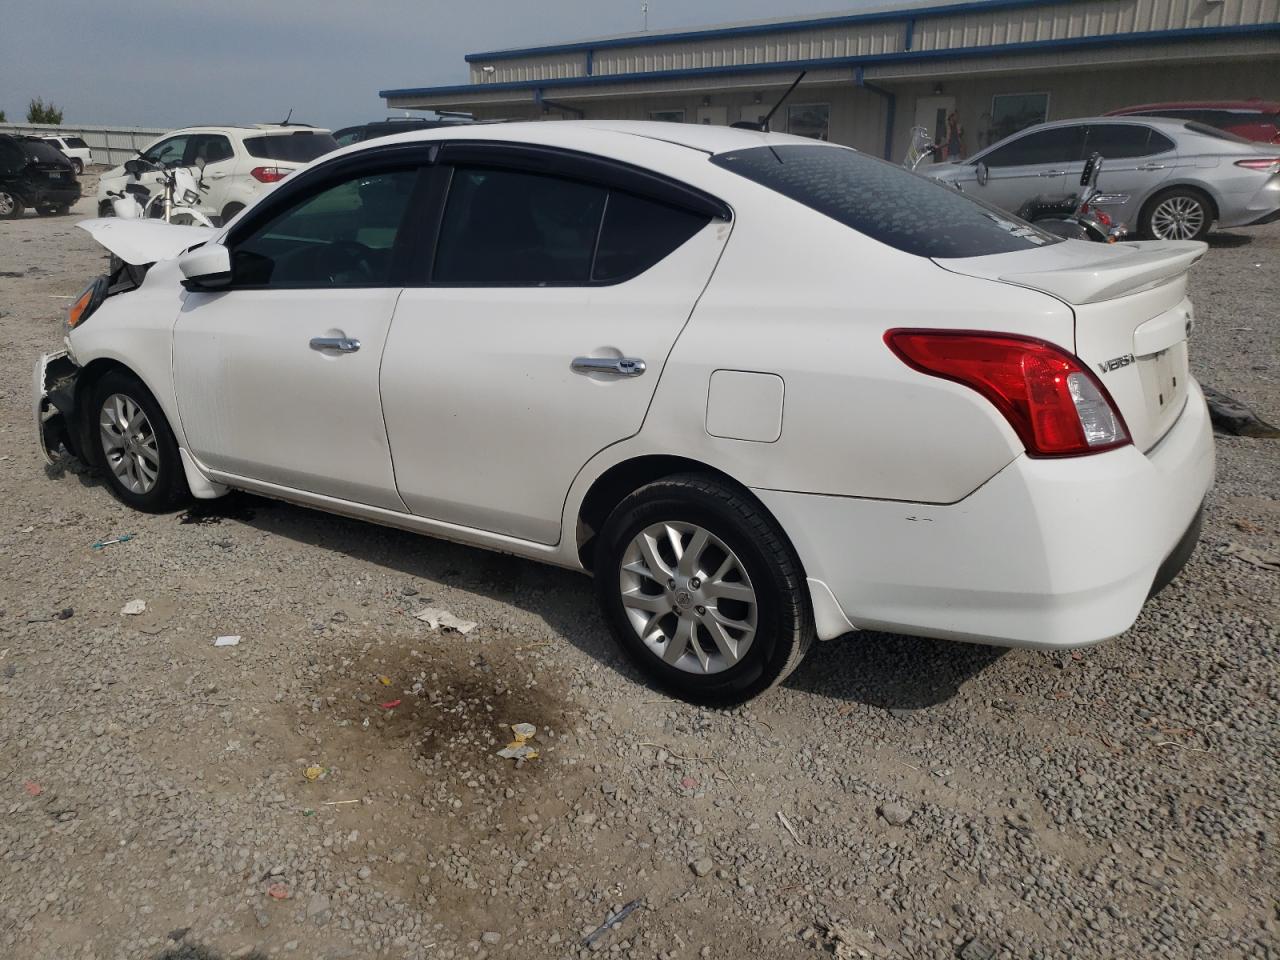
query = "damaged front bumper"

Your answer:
(33, 350), (83, 464)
